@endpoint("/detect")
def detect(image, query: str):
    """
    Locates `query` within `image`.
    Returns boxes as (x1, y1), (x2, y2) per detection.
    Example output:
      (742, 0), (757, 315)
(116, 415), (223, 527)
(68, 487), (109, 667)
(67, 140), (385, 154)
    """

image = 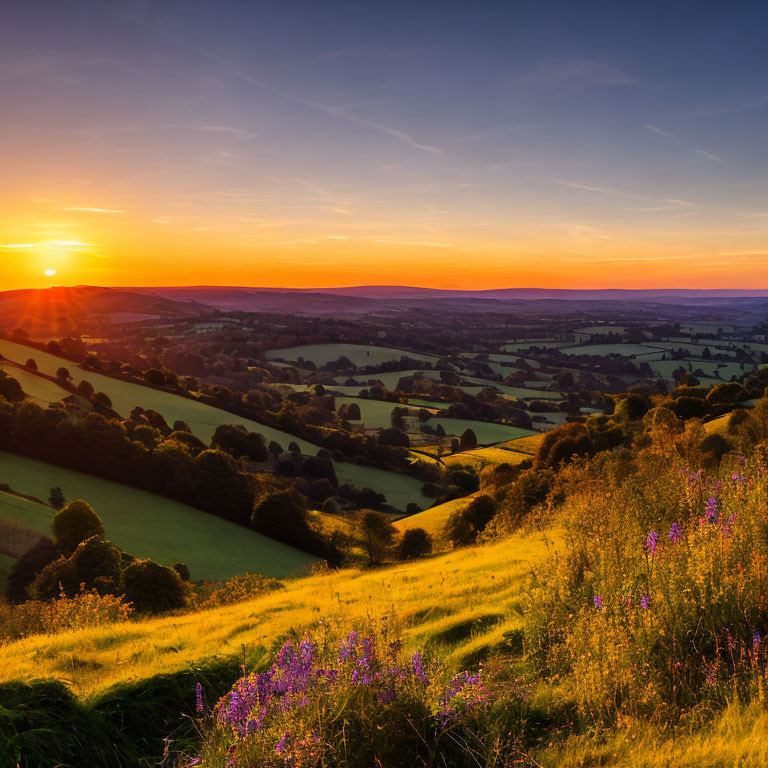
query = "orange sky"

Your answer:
(2, 2), (768, 292)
